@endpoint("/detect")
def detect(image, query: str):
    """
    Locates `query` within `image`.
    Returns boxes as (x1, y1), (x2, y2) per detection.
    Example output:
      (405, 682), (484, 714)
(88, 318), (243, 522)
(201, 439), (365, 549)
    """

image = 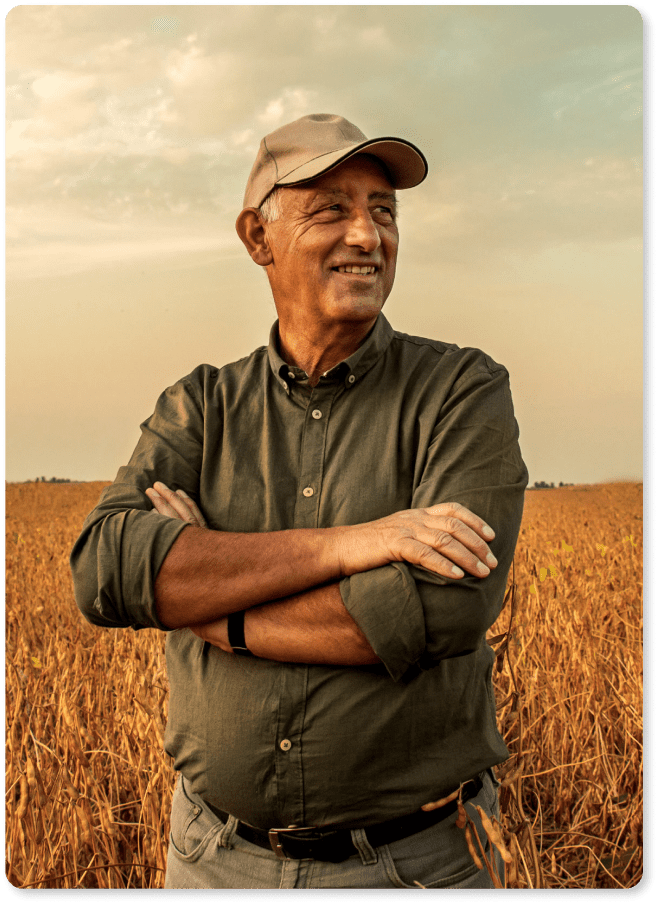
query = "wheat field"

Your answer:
(5, 480), (642, 888)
